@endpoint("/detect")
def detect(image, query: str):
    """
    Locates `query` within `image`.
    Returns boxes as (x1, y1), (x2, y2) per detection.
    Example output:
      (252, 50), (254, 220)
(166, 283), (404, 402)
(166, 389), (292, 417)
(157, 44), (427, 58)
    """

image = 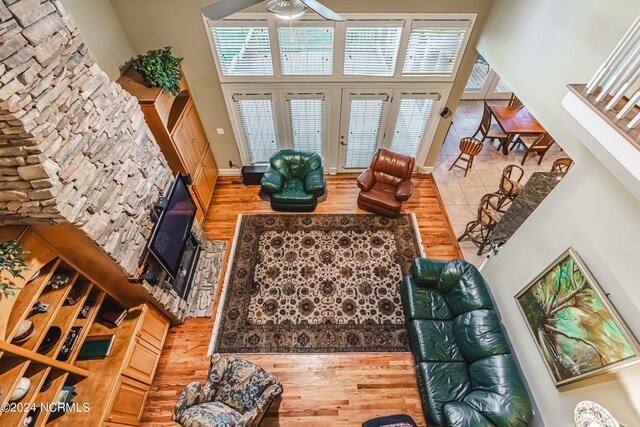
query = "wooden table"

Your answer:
(489, 105), (545, 154)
